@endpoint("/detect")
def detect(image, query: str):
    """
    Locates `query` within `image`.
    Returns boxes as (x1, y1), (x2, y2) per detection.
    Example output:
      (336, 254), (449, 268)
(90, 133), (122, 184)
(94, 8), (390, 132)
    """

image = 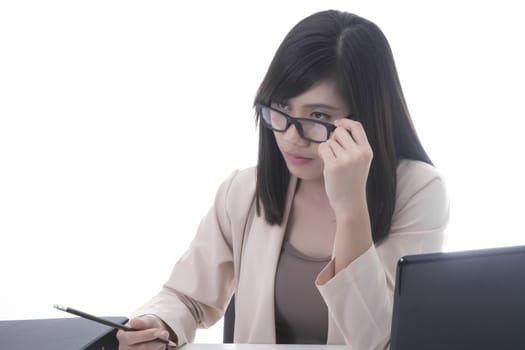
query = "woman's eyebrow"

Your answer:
(301, 103), (338, 110)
